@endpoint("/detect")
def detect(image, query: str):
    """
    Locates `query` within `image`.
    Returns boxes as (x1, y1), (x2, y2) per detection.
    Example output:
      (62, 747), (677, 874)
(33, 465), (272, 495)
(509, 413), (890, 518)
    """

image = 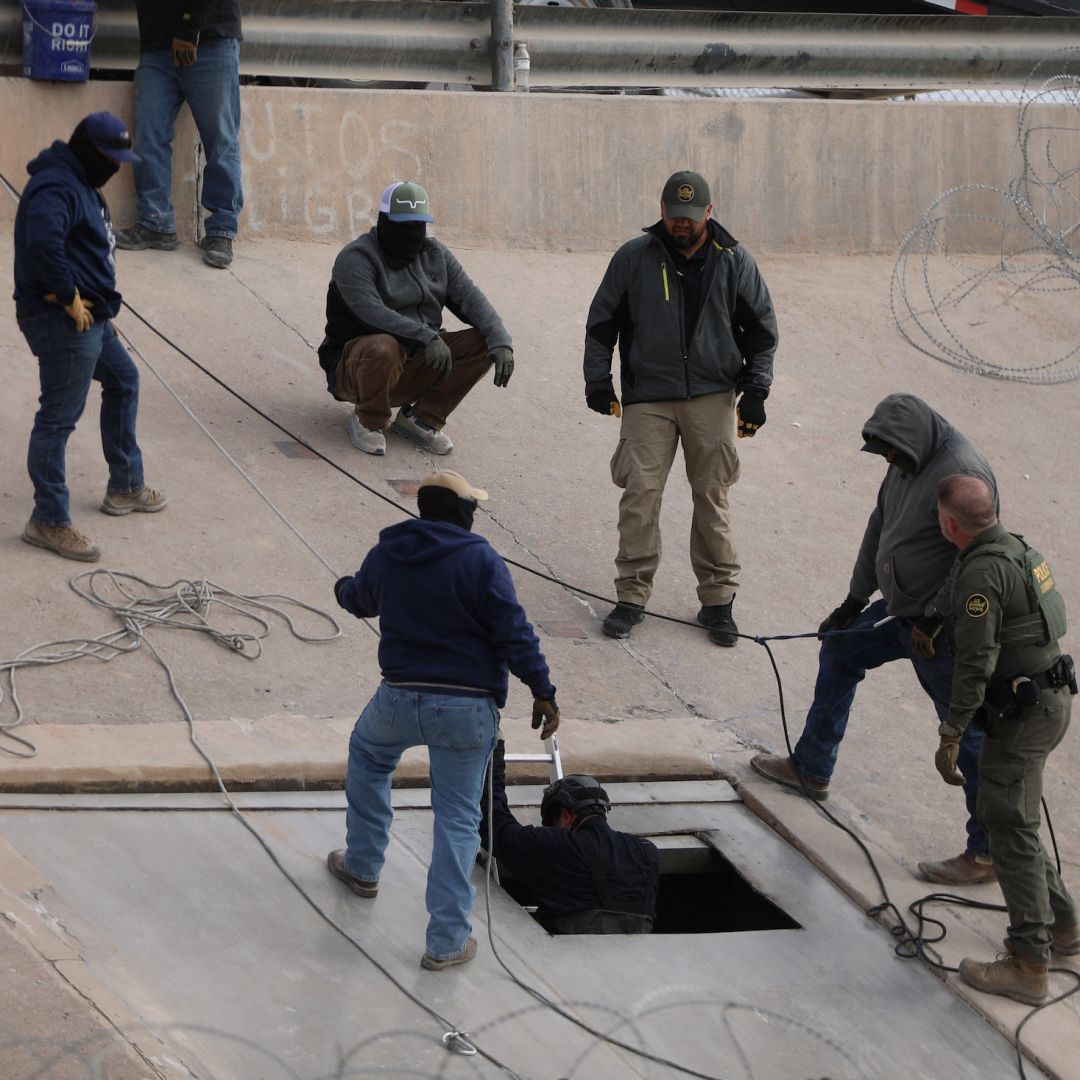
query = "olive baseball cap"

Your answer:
(661, 170), (711, 221)
(419, 469), (488, 502)
(379, 180), (434, 223)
